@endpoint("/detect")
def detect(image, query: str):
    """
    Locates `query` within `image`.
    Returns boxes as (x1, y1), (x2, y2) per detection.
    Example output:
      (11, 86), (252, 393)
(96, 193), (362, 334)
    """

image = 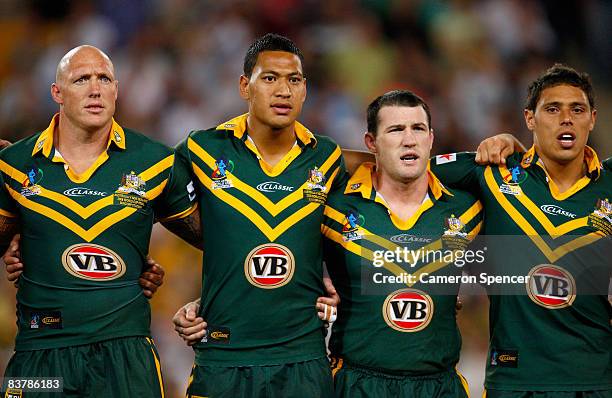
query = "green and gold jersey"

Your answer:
(430, 147), (612, 391)
(604, 157), (611, 171)
(0, 115), (196, 351)
(322, 163), (483, 374)
(175, 114), (347, 366)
